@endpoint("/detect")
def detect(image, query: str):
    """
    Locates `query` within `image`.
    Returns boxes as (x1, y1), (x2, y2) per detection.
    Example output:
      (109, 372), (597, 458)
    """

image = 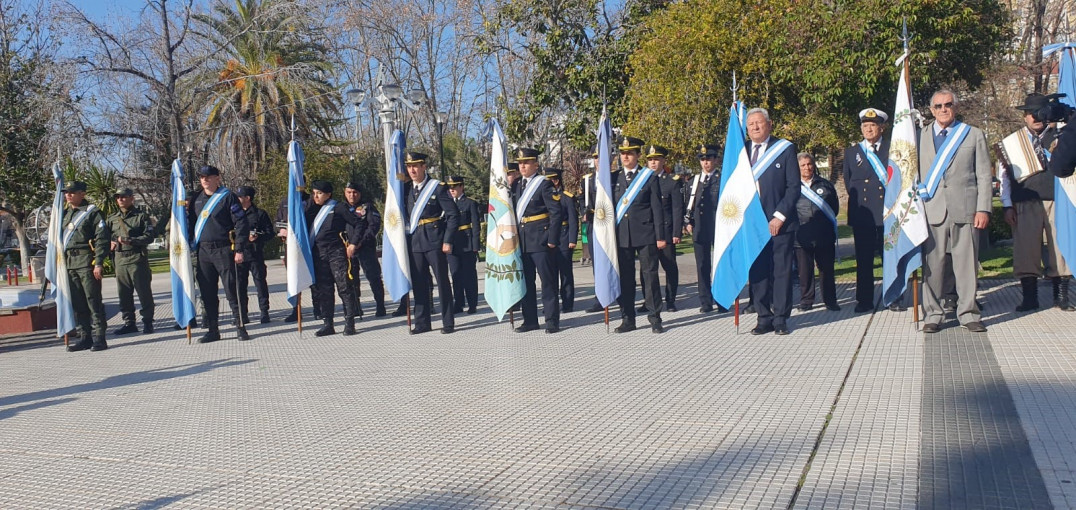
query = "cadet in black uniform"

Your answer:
(544, 168), (577, 313)
(306, 180), (362, 336)
(235, 186), (273, 324)
(403, 152), (460, 334)
(445, 175), (481, 314)
(511, 148), (563, 332)
(637, 145), (683, 313)
(613, 136), (668, 333)
(187, 165), (250, 343)
(684, 144), (725, 313)
(62, 181), (111, 351)
(344, 182), (388, 317)
(843, 108), (892, 312)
